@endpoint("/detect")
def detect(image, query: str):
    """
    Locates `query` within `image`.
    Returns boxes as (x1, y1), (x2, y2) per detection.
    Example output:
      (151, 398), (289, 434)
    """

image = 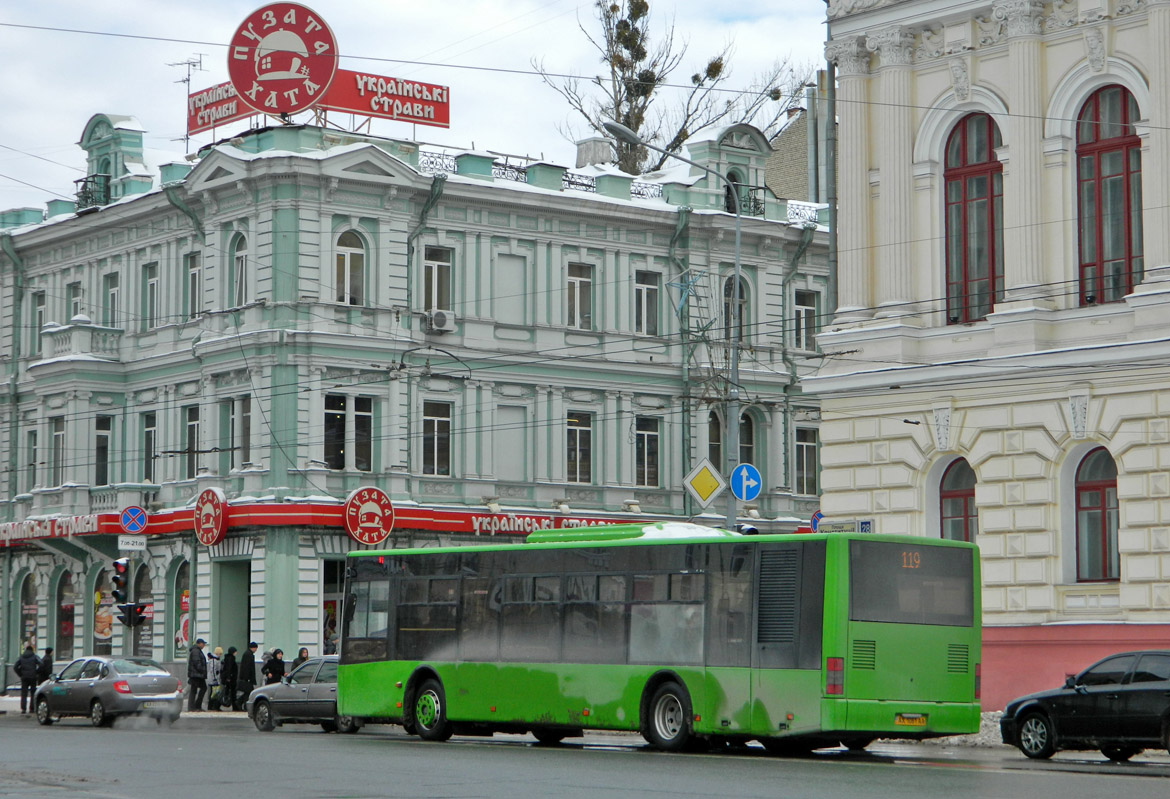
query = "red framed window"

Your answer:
(1075, 447), (1119, 582)
(945, 113), (1003, 323)
(940, 459), (977, 542)
(1077, 86), (1143, 305)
